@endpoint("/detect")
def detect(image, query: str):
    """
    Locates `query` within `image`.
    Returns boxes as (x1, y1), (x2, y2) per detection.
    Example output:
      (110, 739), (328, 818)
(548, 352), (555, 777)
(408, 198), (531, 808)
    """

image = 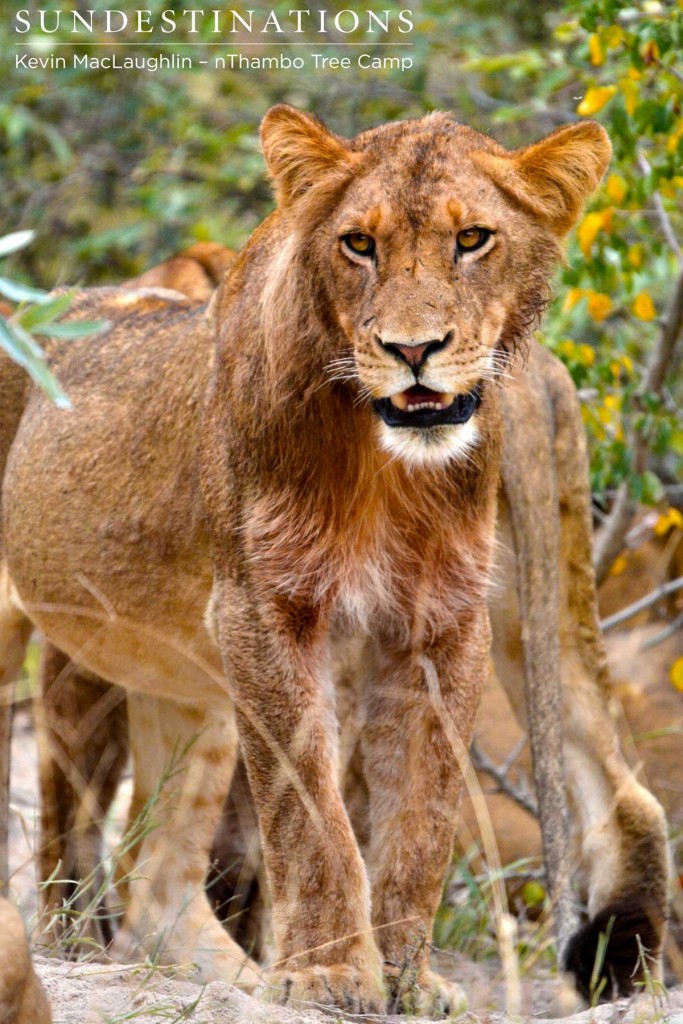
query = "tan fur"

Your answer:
(124, 242), (234, 300)
(0, 898), (51, 1024)
(1, 107), (658, 1014)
